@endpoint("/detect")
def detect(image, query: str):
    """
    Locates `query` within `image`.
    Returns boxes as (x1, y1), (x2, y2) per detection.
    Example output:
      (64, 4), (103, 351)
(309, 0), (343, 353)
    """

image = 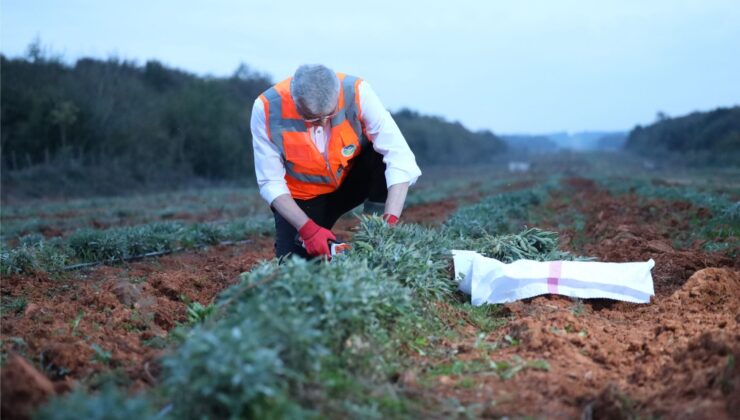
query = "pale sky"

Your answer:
(2, 0), (739, 133)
